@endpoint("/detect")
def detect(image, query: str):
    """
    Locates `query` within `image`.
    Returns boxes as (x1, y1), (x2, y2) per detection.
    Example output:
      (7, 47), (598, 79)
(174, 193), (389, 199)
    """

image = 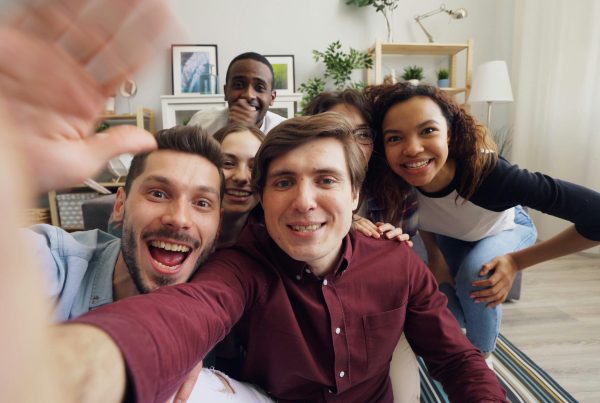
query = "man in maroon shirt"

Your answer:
(65, 112), (507, 403)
